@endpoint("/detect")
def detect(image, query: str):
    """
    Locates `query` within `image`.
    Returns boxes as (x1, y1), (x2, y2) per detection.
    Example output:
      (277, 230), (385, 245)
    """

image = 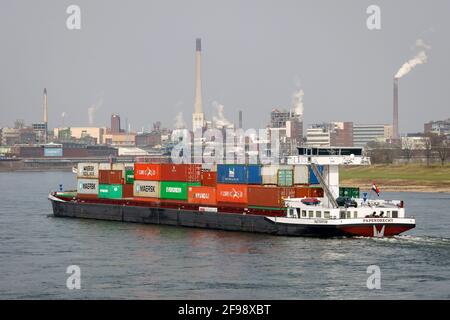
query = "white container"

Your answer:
(201, 163), (217, 172)
(294, 165), (309, 184)
(133, 180), (160, 198)
(261, 165), (293, 185)
(124, 163), (134, 171)
(77, 178), (99, 194)
(77, 163), (99, 179)
(99, 163), (111, 170)
(112, 163), (125, 171)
